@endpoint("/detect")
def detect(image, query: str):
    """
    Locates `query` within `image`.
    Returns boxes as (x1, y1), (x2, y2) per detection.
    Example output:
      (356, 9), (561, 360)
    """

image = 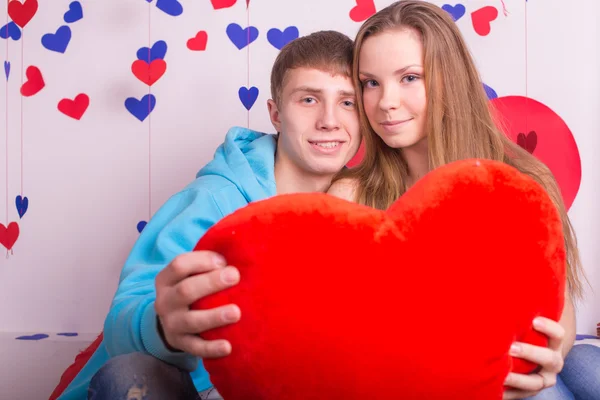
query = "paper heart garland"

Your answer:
(15, 195), (28, 218)
(125, 94), (156, 122)
(349, 0), (376, 22)
(131, 59), (166, 86)
(58, 93), (89, 120)
(64, 1), (83, 23)
(211, 0), (236, 9)
(192, 158), (565, 400)
(0, 21), (21, 40)
(7, 0), (38, 28)
(20, 66), (45, 96)
(187, 31), (208, 51)
(136, 40), (167, 63)
(0, 222), (20, 251)
(471, 5), (498, 36)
